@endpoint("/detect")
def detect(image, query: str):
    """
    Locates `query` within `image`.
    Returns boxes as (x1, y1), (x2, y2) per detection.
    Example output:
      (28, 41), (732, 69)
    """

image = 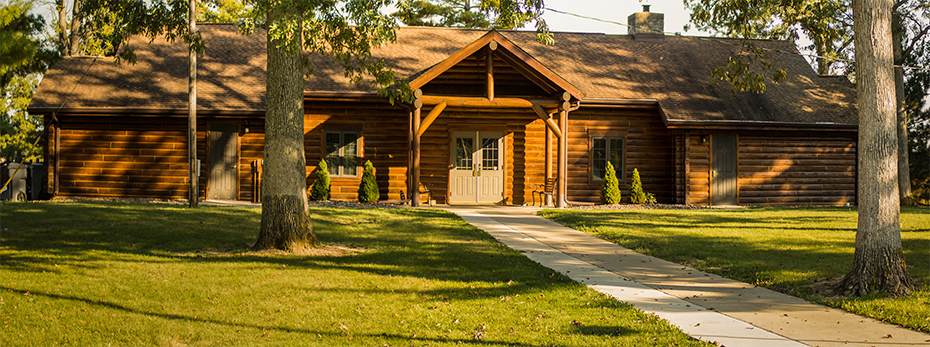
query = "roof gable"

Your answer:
(409, 30), (583, 99)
